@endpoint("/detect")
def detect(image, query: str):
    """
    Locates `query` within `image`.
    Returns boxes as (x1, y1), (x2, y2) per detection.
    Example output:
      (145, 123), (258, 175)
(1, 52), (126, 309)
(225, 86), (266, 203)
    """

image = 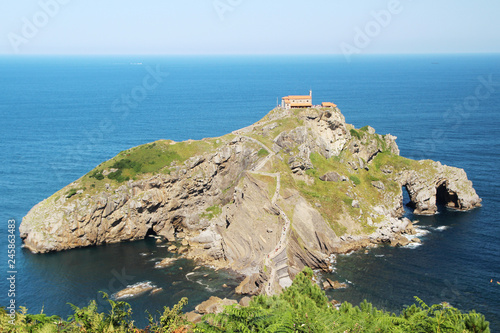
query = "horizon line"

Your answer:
(0, 52), (499, 57)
